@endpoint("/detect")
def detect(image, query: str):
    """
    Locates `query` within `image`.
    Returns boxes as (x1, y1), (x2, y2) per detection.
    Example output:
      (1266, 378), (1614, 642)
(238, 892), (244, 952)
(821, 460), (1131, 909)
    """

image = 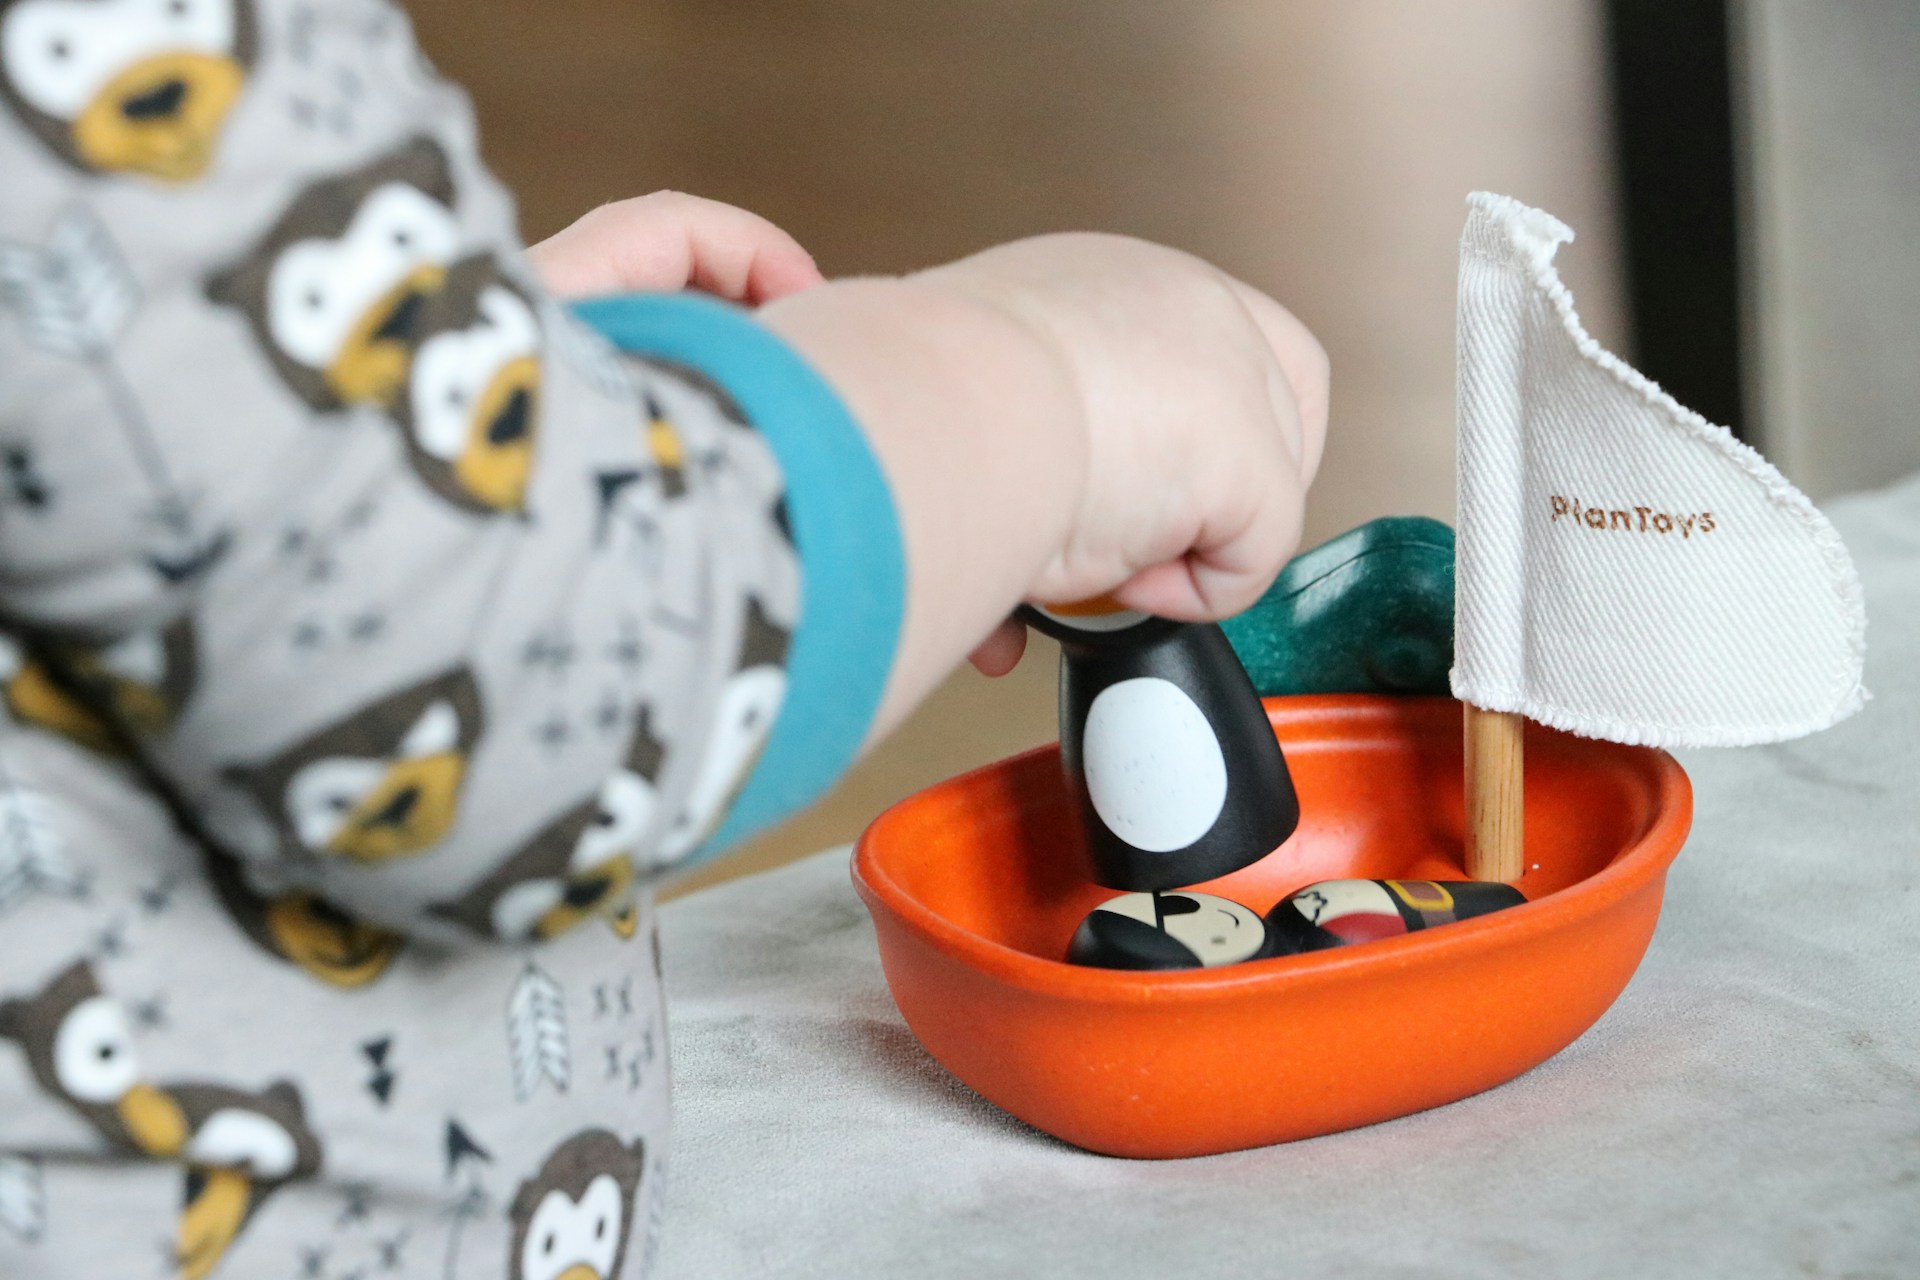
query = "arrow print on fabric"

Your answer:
(373, 1228), (411, 1272)
(361, 1036), (396, 1106)
(0, 444), (51, 513)
(443, 1119), (493, 1180)
(0, 208), (236, 587)
(91, 917), (128, 960)
(336, 1181), (376, 1227)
